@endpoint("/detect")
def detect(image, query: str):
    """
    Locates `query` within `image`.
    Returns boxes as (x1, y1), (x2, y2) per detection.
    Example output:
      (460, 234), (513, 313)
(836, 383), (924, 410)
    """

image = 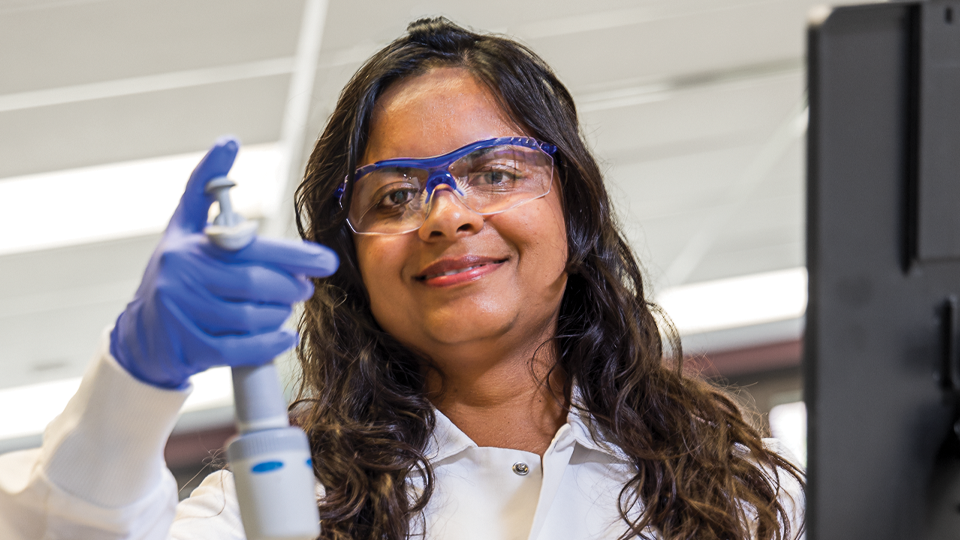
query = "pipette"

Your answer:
(204, 176), (321, 540)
